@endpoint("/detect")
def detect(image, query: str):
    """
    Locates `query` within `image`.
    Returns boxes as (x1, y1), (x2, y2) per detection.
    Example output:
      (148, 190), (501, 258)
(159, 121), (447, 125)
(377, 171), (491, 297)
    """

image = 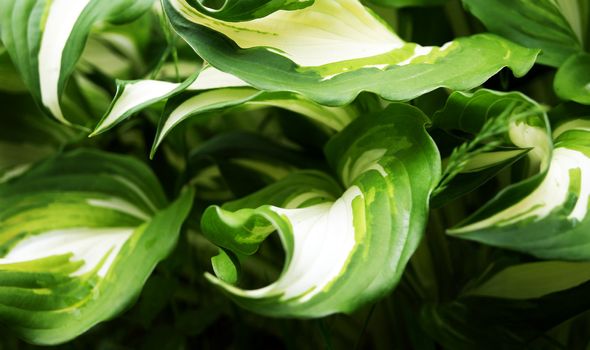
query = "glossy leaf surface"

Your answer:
(200, 104), (440, 317)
